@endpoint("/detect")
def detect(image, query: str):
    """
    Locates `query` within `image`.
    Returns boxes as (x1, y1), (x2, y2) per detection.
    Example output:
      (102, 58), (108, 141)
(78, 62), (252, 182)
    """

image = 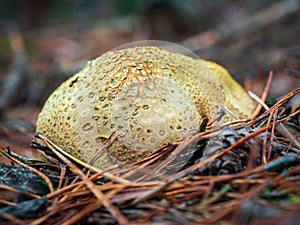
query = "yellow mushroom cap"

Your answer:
(36, 46), (255, 169)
